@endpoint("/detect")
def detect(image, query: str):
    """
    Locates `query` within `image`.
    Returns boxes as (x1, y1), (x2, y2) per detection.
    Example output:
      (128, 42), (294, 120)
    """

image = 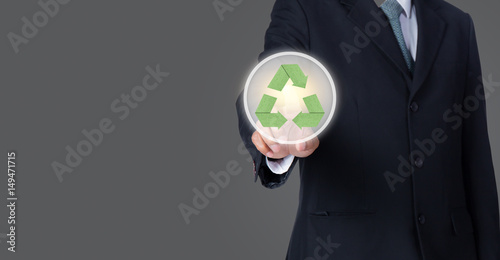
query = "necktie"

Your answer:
(380, 0), (415, 73)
